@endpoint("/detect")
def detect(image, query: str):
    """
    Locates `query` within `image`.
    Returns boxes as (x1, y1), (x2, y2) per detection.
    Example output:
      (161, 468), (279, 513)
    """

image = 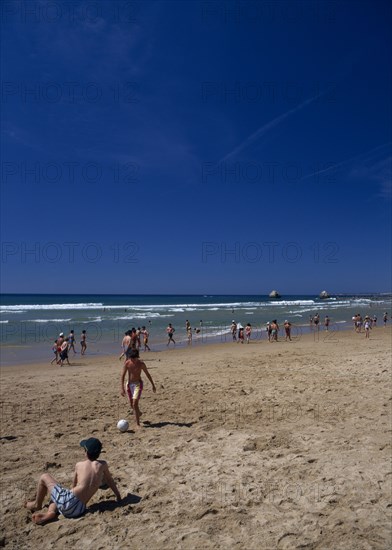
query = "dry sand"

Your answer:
(1, 328), (391, 549)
